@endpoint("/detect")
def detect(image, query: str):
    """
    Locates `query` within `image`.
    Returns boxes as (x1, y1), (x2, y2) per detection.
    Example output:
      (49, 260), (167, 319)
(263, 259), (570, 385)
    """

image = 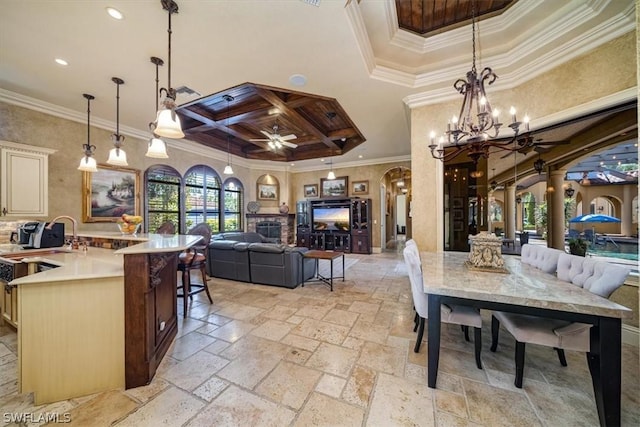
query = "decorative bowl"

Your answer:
(117, 222), (141, 235)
